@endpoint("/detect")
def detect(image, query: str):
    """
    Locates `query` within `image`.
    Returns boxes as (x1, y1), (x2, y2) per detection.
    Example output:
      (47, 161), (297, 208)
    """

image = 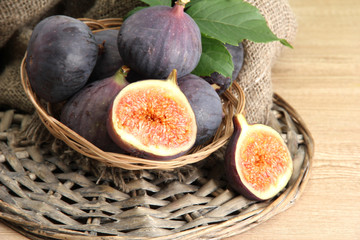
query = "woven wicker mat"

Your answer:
(0, 94), (314, 240)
